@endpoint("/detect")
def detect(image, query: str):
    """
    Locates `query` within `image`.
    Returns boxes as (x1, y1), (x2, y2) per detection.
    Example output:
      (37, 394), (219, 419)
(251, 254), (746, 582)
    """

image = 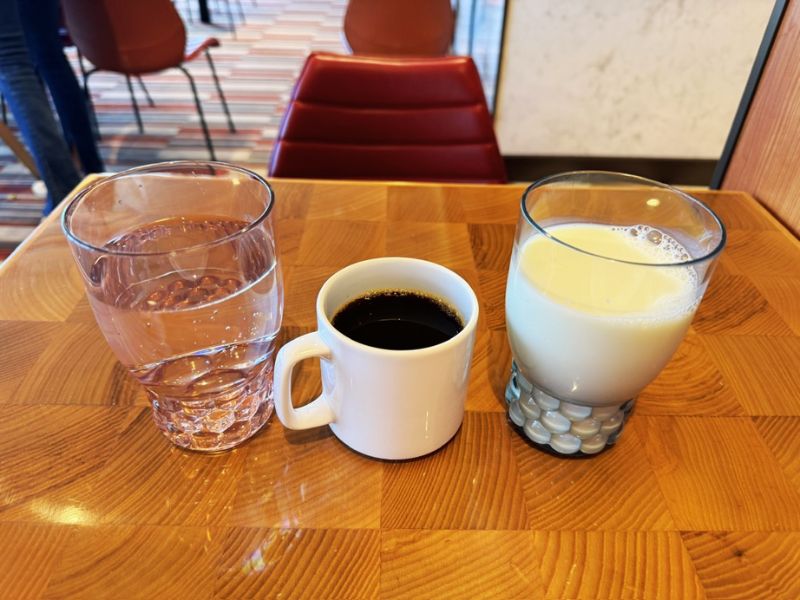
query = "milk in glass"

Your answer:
(506, 223), (702, 406)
